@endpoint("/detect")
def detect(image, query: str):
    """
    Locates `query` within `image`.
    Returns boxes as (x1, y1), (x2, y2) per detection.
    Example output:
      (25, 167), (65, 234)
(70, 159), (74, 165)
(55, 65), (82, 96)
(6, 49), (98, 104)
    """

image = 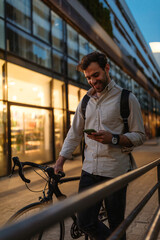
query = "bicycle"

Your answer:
(6, 156), (108, 240)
